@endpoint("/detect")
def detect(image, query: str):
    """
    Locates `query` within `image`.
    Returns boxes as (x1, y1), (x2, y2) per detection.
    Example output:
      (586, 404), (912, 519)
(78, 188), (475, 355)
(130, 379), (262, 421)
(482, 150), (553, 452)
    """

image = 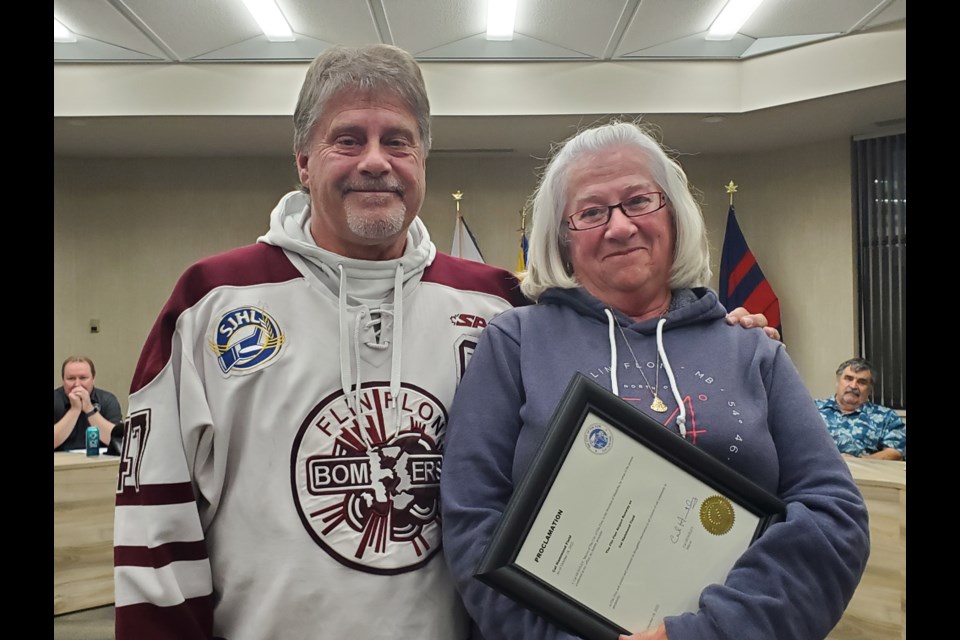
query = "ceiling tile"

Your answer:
(514, 0), (634, 59)
(53, 36), (164, 62)
(277, 0), (381, 46)
(742, 0), (887, 37)
(193, 34), (335, 62)
(618, 0), (728, 57)
(123, 0), (261, 60)
(416, 33), (592, 60)
(54, 0), (168, 59)
(386, 0), (486, 55)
